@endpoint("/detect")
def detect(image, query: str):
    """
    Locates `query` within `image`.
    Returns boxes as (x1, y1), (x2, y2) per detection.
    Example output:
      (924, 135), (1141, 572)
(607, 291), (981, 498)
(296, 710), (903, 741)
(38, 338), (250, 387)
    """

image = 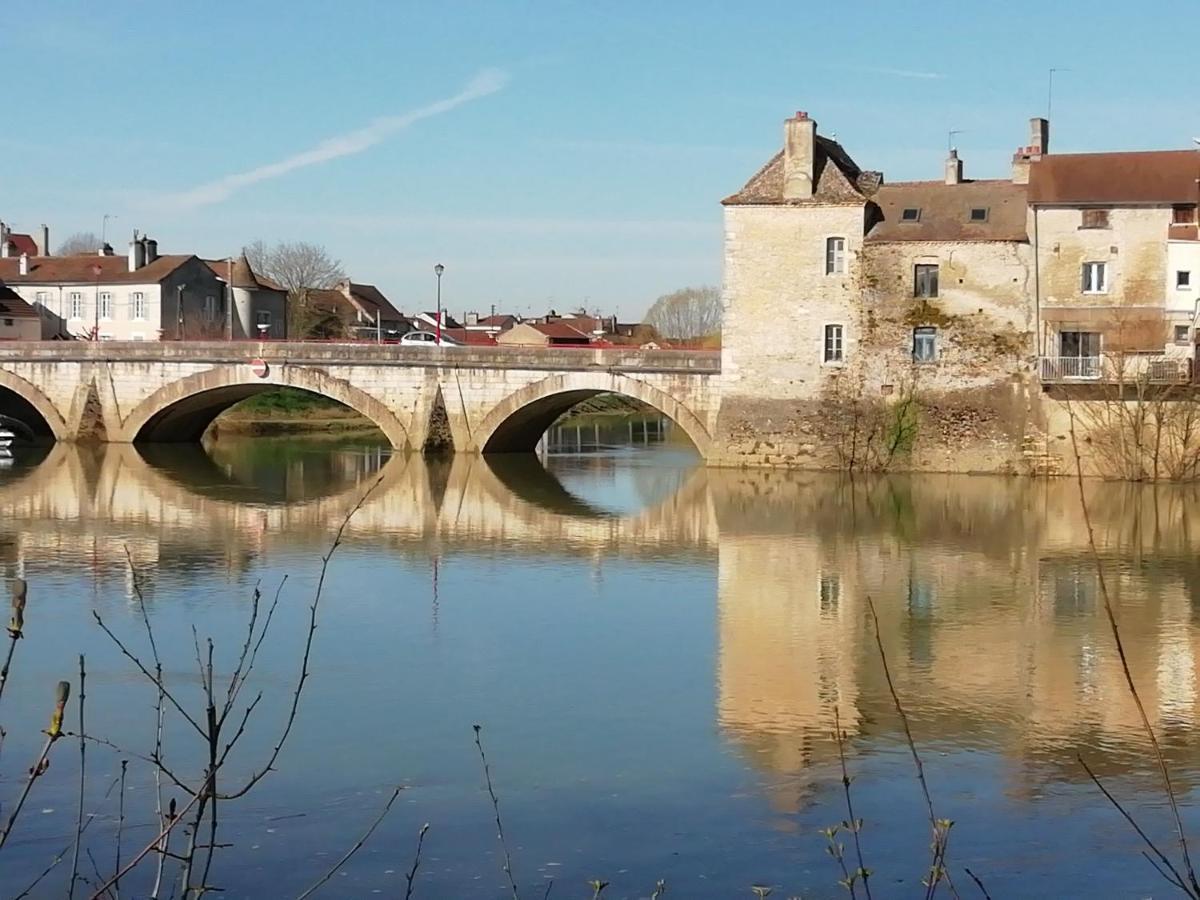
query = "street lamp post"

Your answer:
(434, 263), (445, 345)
